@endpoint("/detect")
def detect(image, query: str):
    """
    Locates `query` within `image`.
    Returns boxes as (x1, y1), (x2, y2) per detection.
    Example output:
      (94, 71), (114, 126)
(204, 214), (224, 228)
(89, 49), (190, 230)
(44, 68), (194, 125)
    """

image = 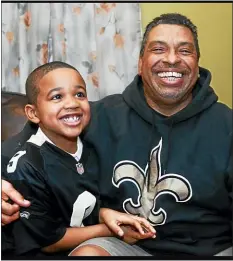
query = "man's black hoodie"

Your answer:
(84, 67), (232, 256)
